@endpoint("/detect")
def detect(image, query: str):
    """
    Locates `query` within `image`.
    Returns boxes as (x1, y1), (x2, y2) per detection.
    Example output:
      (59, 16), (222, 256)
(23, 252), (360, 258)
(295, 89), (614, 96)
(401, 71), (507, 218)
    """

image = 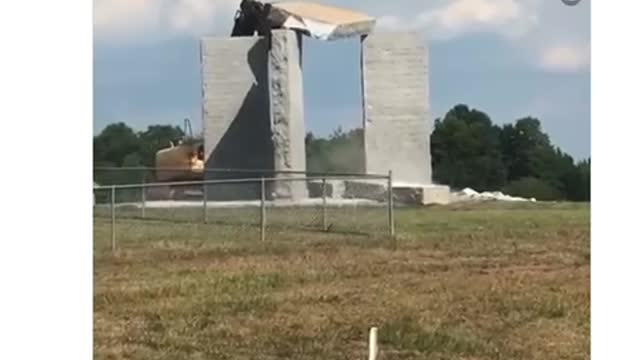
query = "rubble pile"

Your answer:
(452, 188), (537, 203)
